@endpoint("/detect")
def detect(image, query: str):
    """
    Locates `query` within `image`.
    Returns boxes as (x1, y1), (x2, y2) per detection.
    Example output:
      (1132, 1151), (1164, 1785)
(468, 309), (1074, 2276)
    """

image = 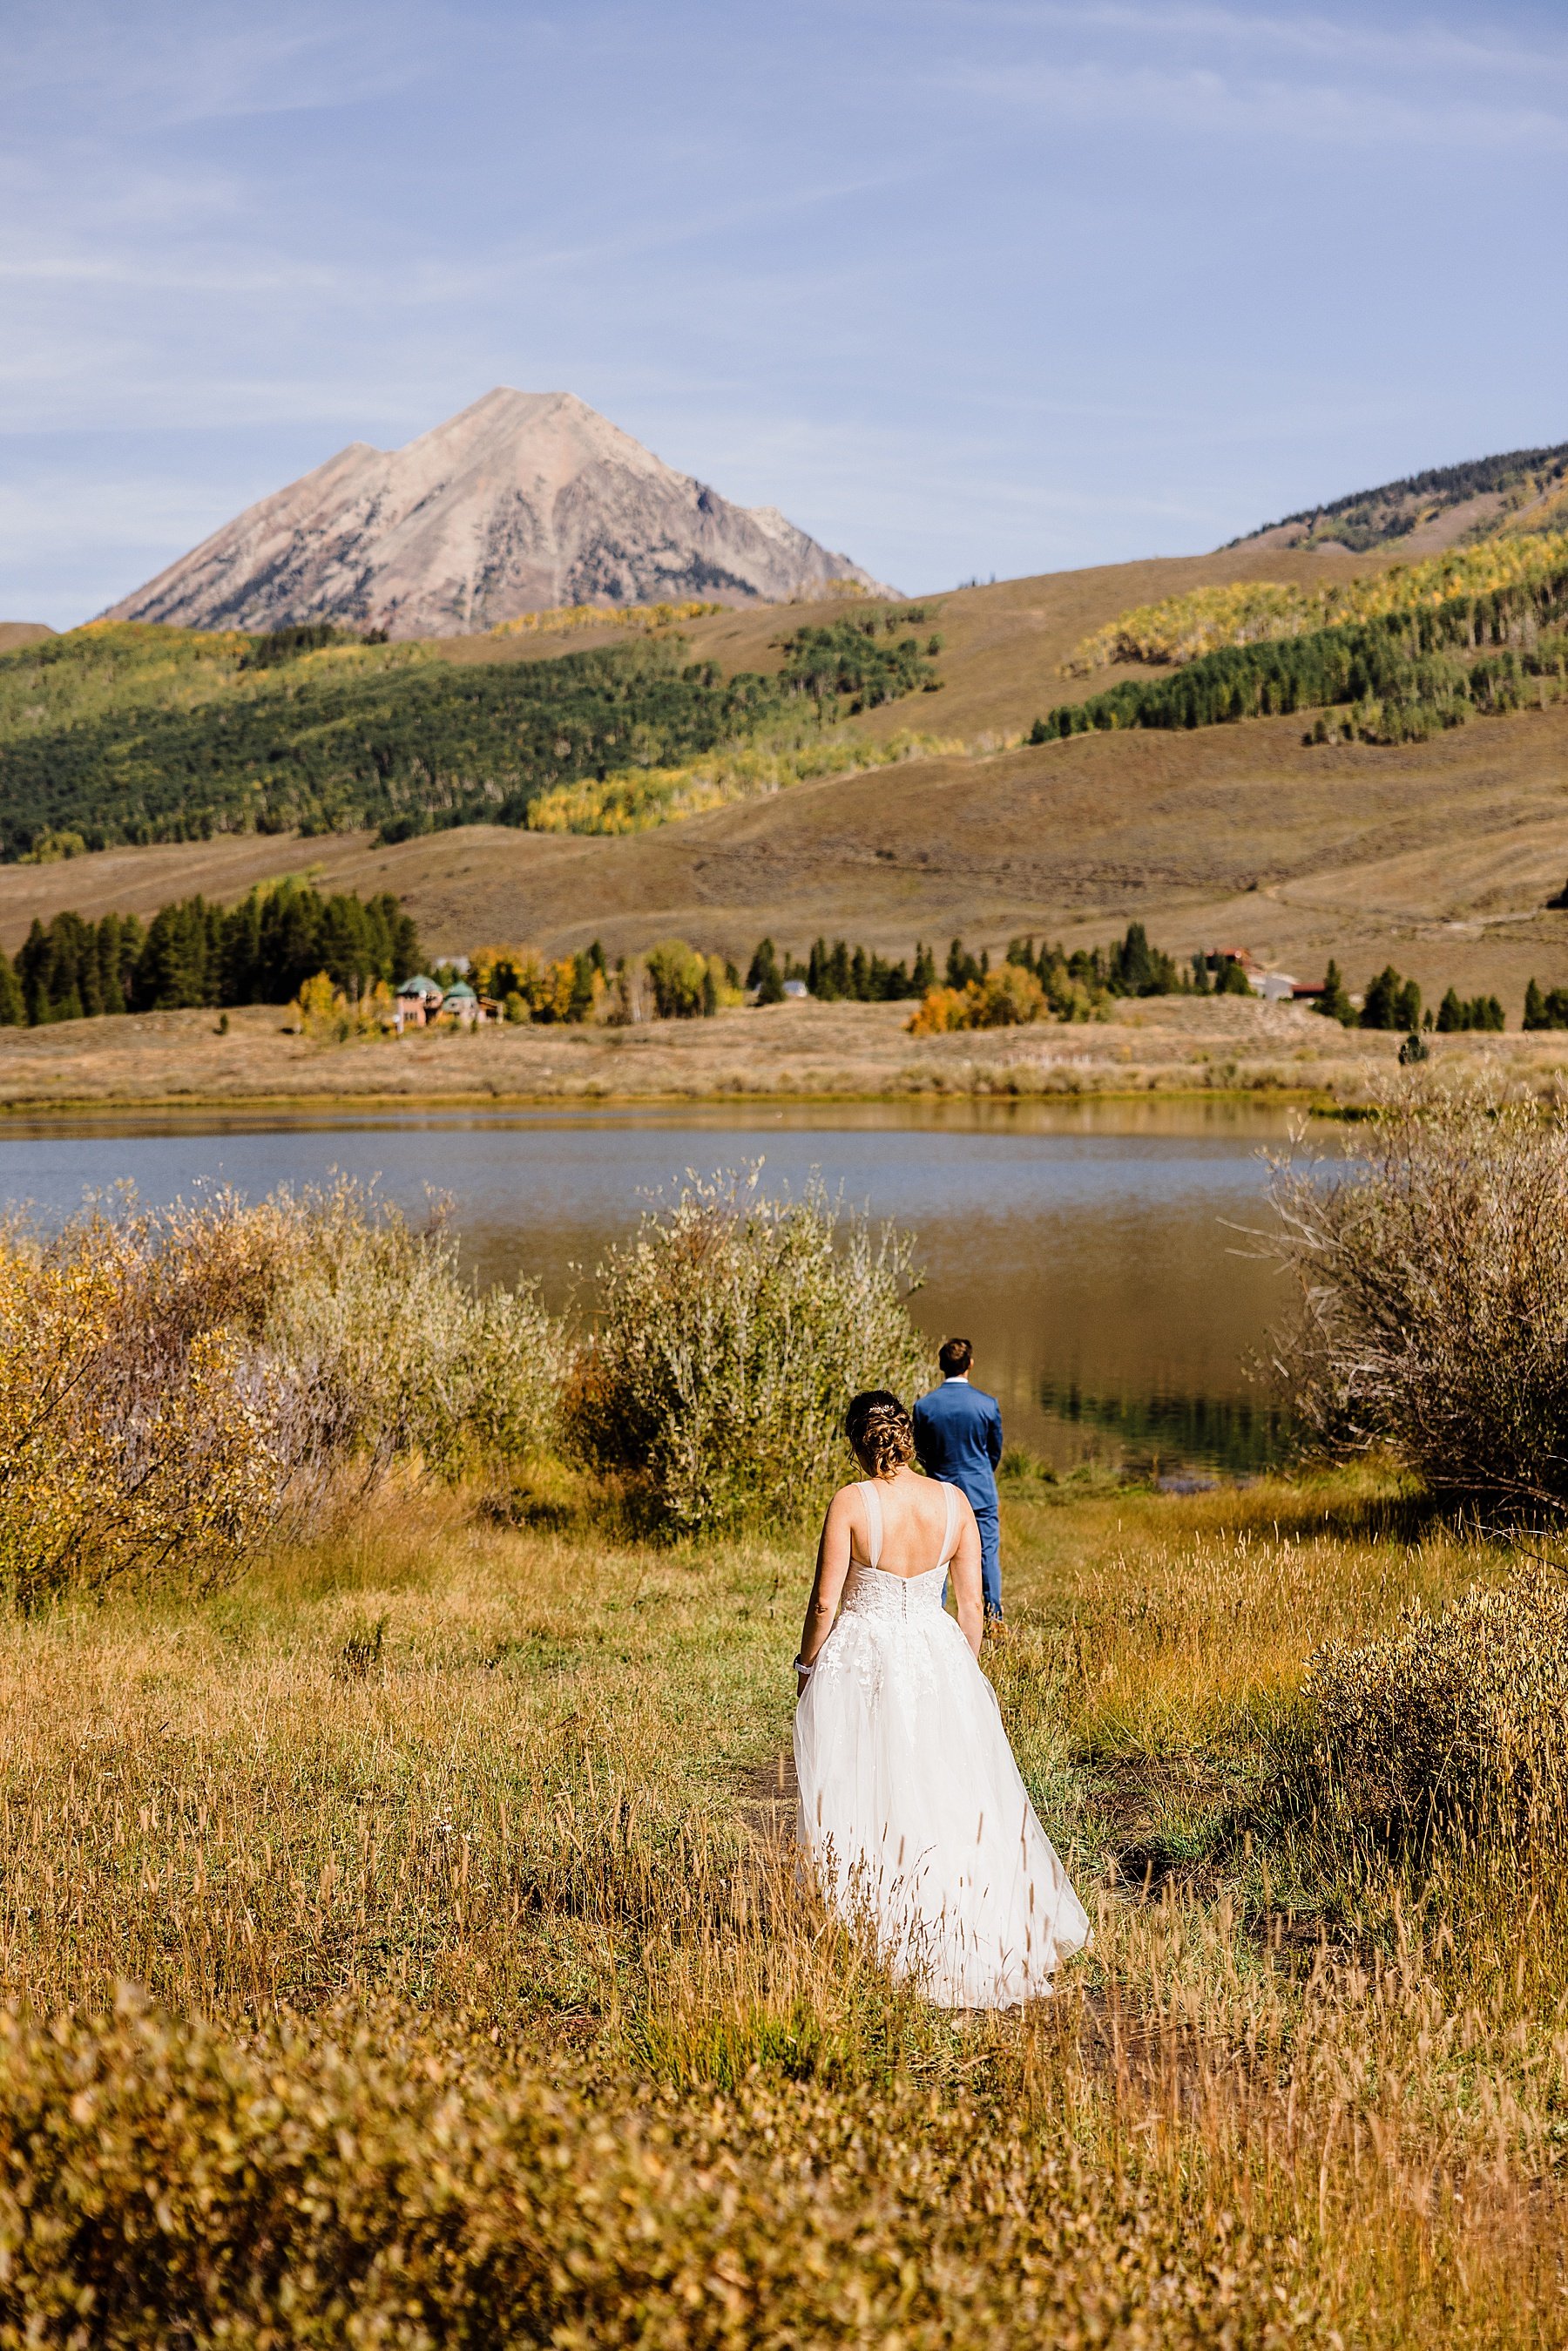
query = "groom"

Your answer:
(913, 1338), (1004, 1624)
